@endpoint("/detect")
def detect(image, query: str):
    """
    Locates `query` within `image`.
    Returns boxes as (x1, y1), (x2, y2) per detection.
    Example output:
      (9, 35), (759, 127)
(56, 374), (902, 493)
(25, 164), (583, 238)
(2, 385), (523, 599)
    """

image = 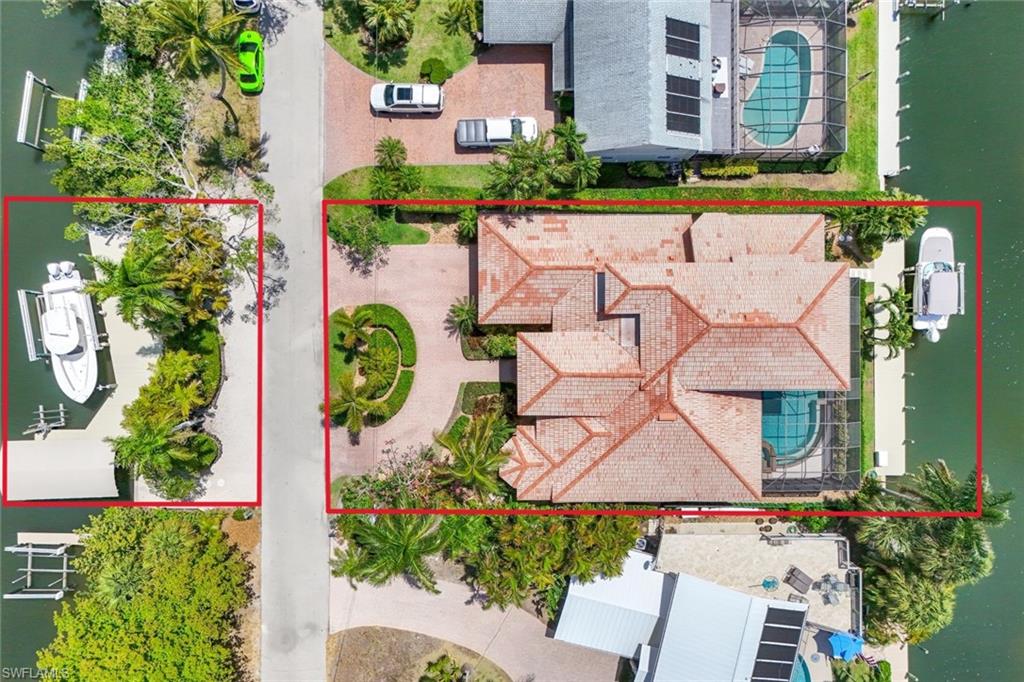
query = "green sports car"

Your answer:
(236, 30), (264, 94)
